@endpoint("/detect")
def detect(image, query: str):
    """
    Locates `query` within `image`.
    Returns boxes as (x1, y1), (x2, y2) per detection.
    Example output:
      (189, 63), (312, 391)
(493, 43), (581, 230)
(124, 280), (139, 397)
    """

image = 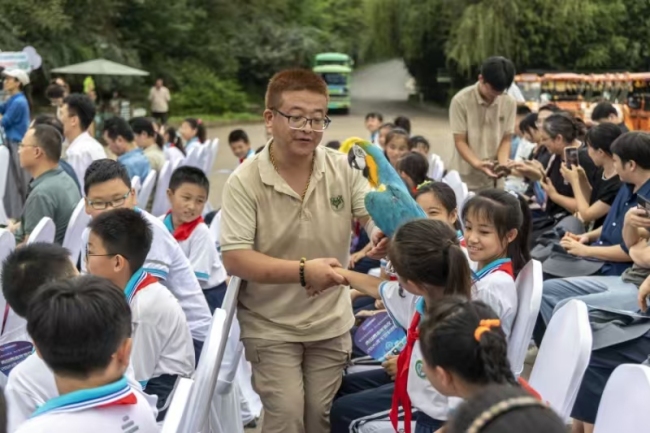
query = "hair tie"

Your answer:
(474, 319), (501, 341)
(467, 396), (545, 433)
(417, 180), (433, 190)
